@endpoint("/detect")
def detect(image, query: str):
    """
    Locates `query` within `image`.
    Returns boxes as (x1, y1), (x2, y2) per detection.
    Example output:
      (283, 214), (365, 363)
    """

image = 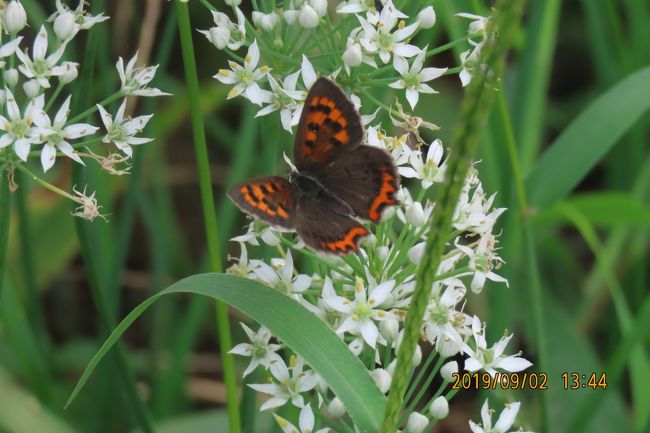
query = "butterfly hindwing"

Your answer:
(294, 77), (363, 169)
(296, 196), (369, 254)
(315, 145), (399, 222)
(227, 176), (296, 229)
